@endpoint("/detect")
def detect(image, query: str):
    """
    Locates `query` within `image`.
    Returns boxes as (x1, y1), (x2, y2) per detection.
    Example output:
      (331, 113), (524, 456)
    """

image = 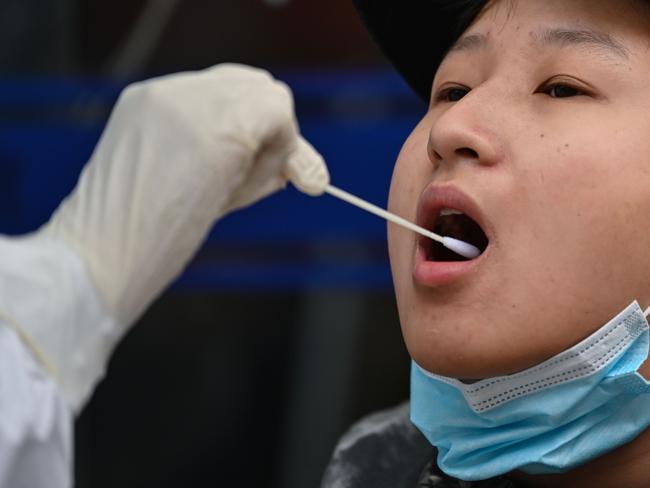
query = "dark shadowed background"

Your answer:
(0, 1), (427, 486)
